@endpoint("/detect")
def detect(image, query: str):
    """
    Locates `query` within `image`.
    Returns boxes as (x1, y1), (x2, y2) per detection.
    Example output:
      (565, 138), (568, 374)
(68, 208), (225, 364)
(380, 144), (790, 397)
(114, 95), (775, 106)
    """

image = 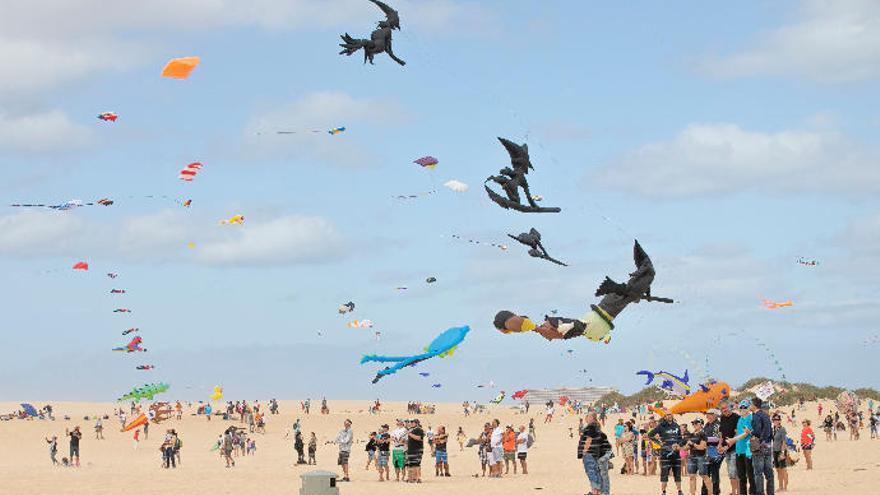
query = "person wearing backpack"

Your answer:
(701, 409), (724, 495)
